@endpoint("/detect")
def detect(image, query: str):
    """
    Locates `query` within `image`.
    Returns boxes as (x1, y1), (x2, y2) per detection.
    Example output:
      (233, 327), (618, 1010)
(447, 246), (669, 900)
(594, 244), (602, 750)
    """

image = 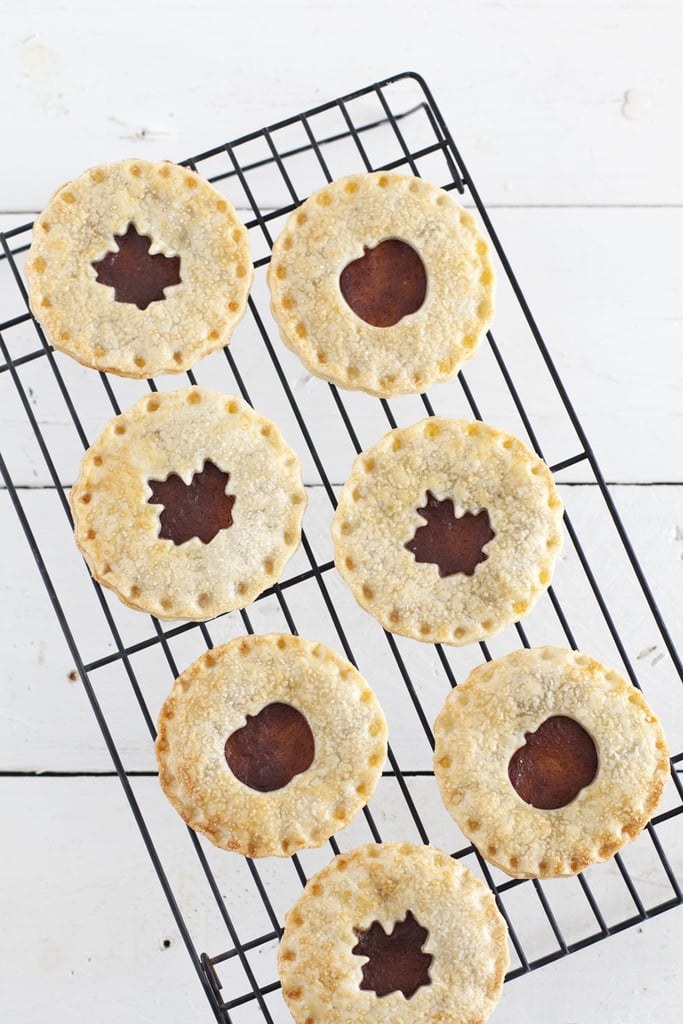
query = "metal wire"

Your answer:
(1, 72), (681, 1022)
